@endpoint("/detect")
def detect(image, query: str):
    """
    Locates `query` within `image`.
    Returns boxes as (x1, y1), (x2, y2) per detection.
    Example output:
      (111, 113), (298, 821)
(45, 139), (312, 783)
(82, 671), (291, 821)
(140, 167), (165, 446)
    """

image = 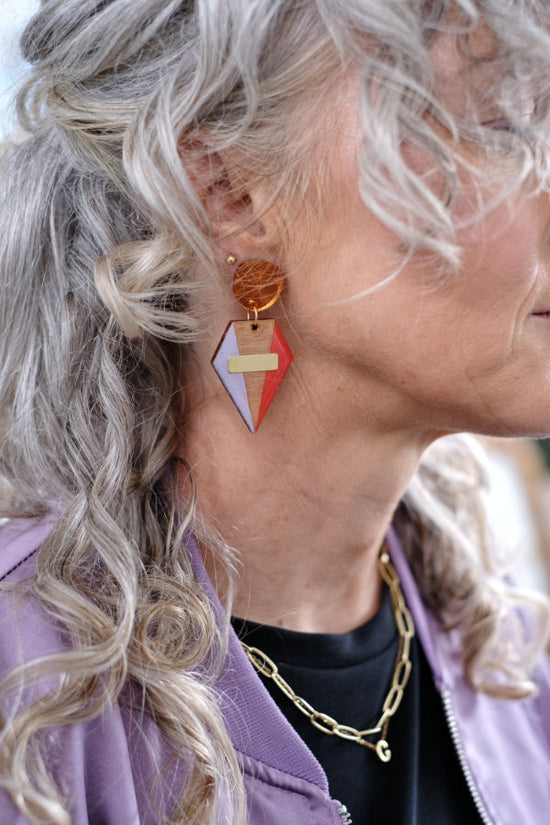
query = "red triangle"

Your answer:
(256, 323), (293, 429)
